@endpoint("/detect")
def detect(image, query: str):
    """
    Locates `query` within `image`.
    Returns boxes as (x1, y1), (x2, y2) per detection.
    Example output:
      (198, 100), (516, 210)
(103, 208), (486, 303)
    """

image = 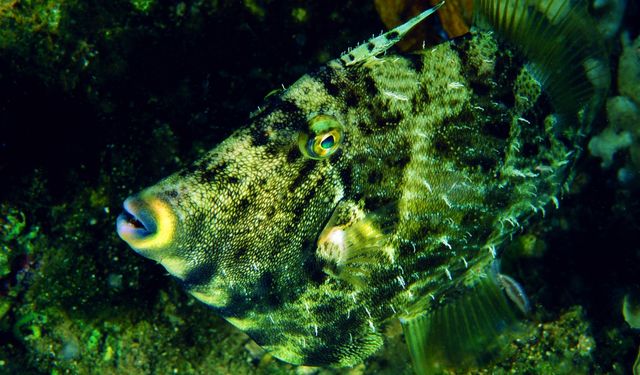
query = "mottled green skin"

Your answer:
(129, 31), (580, 366)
